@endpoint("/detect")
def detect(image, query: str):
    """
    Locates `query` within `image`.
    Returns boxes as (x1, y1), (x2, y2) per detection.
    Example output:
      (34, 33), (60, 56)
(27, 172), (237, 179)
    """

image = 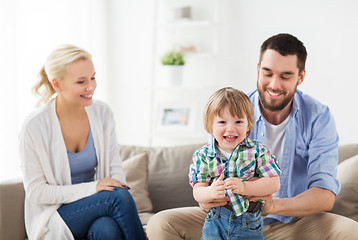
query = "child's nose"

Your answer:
(226, 124), (235, 132)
